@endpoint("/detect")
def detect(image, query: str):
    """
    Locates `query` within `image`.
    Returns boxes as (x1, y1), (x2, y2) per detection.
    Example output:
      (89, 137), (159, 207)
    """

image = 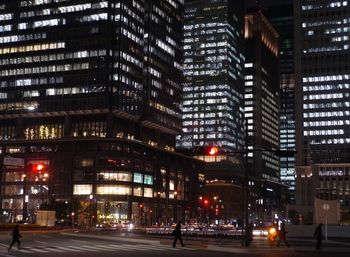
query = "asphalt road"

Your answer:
(0, 232), (349, 257)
